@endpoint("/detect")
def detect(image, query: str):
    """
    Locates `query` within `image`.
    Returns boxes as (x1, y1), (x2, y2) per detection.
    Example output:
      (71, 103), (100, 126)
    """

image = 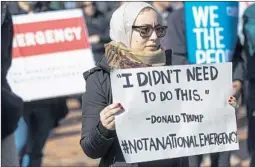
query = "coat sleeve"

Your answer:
(80, 72), (116, 159)
(233, 60), (245, 82)
(232, 38), (245, 82)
